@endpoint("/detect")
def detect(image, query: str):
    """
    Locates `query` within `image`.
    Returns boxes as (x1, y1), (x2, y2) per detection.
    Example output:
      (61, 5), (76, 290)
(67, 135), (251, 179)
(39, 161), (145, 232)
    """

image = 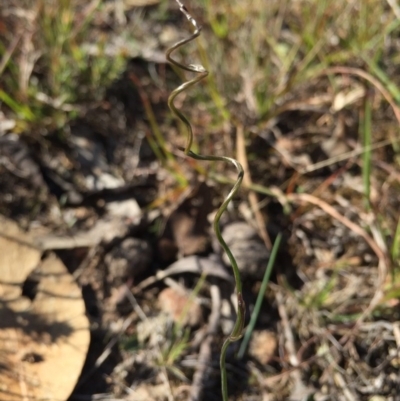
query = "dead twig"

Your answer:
(133, 256), (232, 294)
(299, 138), (396, 174)
(189, 284), (221, 401)
(236, 124), (272, 250)
(333, 371), (359, 401)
